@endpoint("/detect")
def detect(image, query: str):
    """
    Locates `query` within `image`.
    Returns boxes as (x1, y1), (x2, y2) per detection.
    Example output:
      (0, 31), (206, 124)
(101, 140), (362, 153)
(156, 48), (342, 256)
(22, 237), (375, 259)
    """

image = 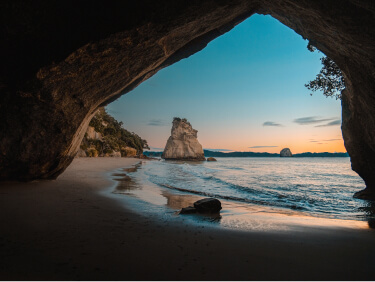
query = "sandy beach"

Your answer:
(1, 158), (375, 280)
